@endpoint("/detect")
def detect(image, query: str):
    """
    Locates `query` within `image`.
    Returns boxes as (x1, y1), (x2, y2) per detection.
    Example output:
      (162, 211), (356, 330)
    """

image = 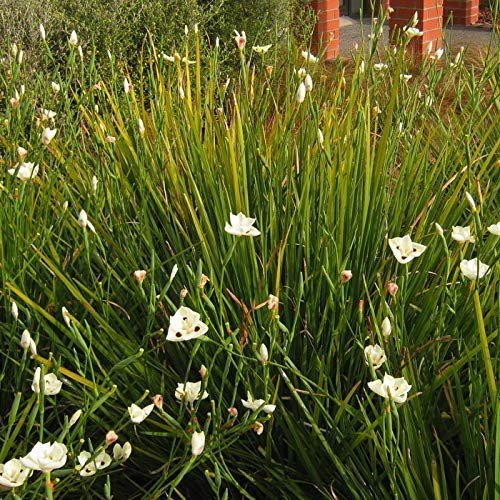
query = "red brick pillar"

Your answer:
(444, 0), (479, 25)
(311, 0), (340, 60)
(389, 0), (444, 55)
